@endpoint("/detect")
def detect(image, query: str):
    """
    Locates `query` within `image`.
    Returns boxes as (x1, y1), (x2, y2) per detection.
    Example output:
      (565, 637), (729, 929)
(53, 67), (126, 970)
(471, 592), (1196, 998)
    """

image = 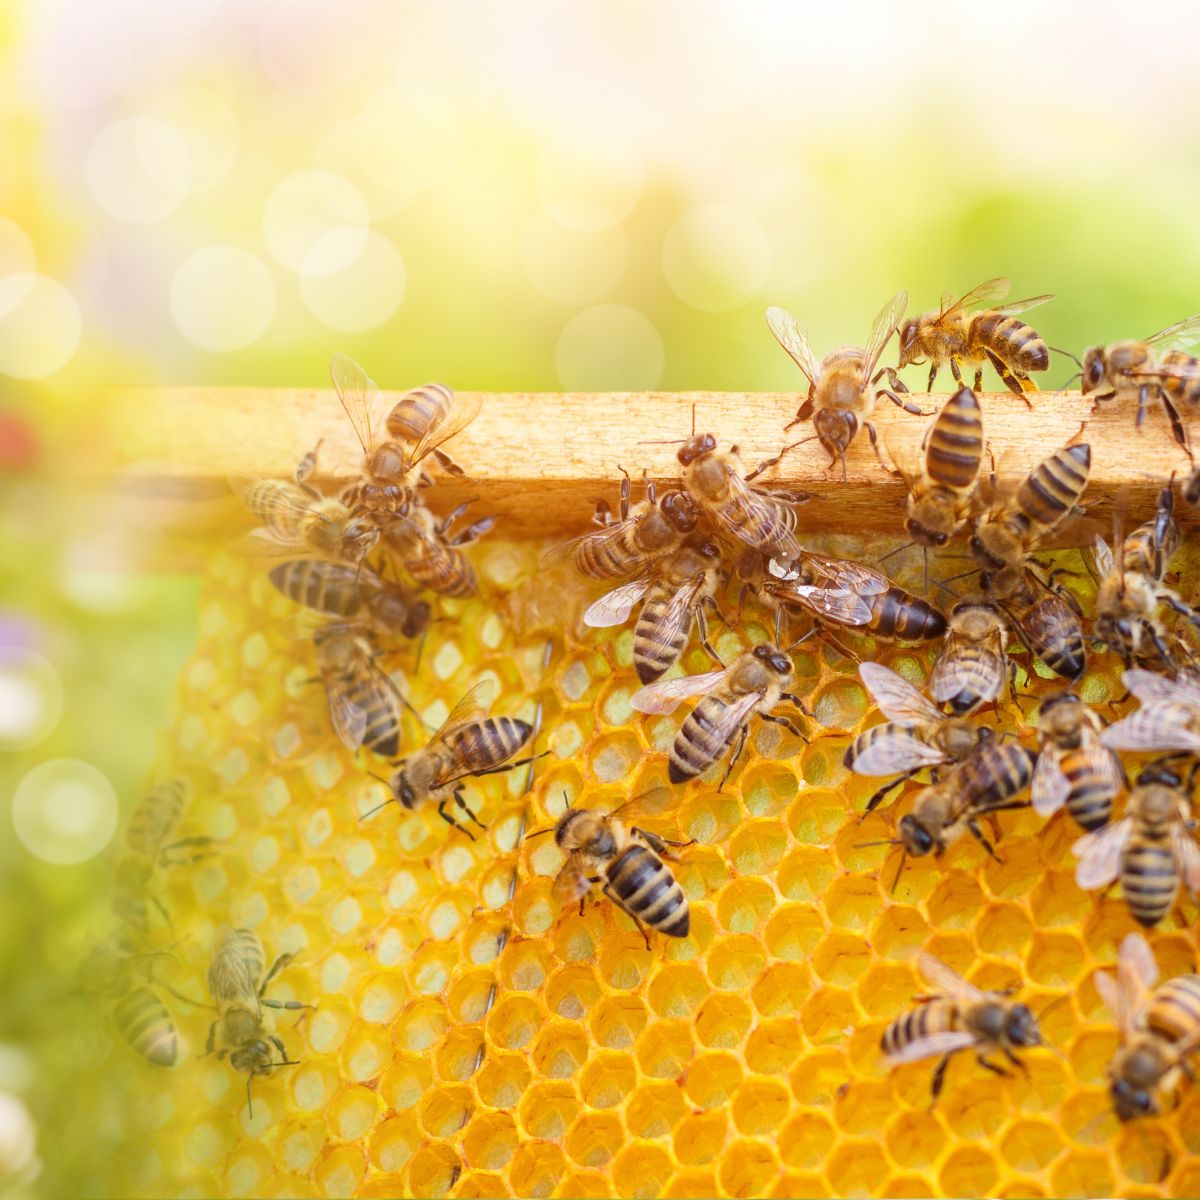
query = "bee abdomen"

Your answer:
(449, 717), (533, 769)
(669, 697), (732, 783)
(881, 1000), (957, 1057)
(113, 987), (177, 1066)
(1060, 752), (1116, 831)
(127, 780), (188, 857)
(269, 560), (360, 616)
(607, 844), (689, 937)
(869, 590), (947, 640)
(1122, 842), (1179, 926)
(634, 593), (689, 683)
(1147, 975), (1200, 1043)
(843, 726), (882, 769)
(926, 389), (983, 489)
(972, 314), (1049, 372)
(385, 383), (453, 443)
(1018, 444), (1090, 528)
